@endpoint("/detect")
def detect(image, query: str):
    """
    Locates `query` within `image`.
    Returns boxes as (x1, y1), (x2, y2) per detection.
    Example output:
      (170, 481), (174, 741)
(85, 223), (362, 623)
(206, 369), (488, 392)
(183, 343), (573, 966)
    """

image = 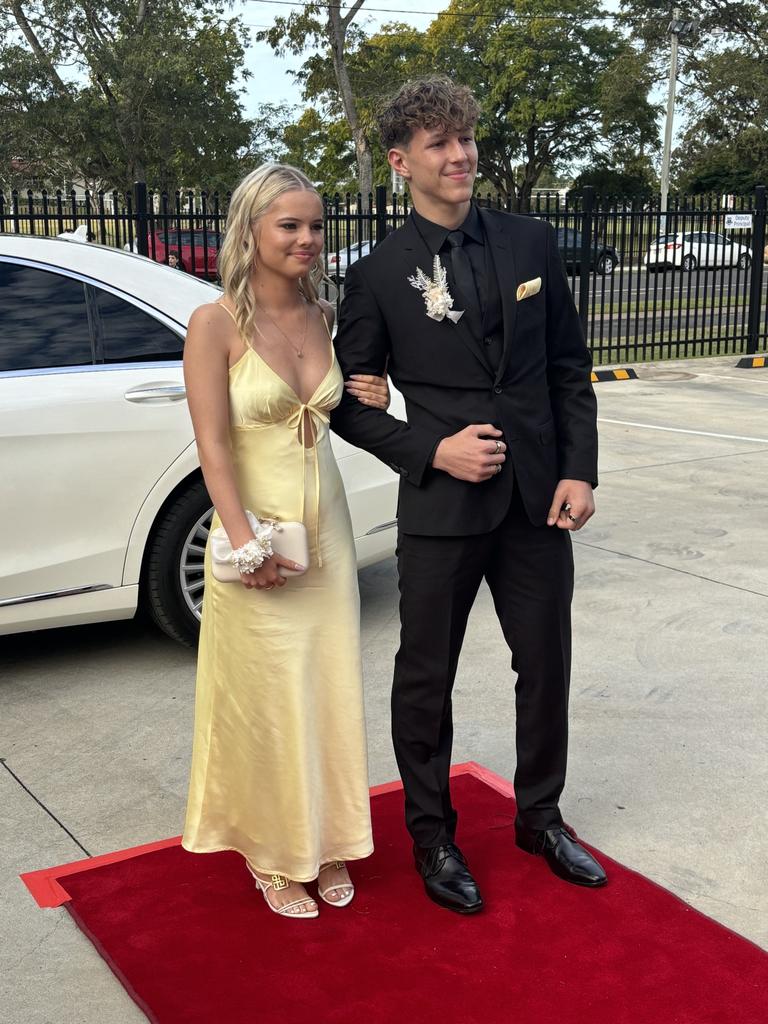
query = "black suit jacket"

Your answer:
(331, 207), (598, 535)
